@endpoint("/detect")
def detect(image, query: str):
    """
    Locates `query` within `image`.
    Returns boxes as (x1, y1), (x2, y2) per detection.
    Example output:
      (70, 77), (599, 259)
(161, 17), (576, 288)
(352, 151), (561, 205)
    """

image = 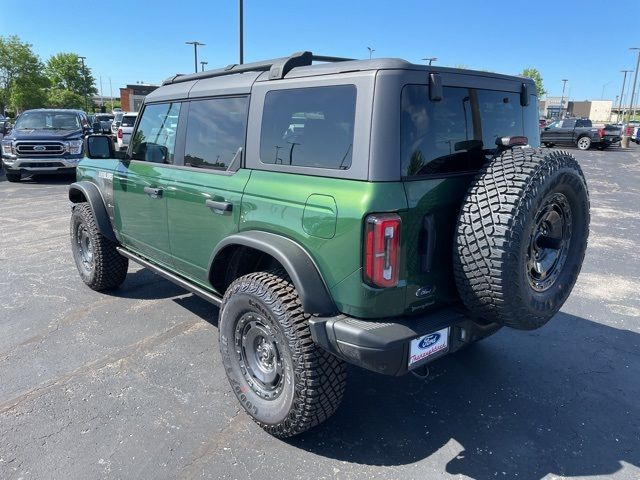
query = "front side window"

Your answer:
(260, 85), (356, 170)
(131, 103), (180, 164)
(184, 97), (248, 171)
